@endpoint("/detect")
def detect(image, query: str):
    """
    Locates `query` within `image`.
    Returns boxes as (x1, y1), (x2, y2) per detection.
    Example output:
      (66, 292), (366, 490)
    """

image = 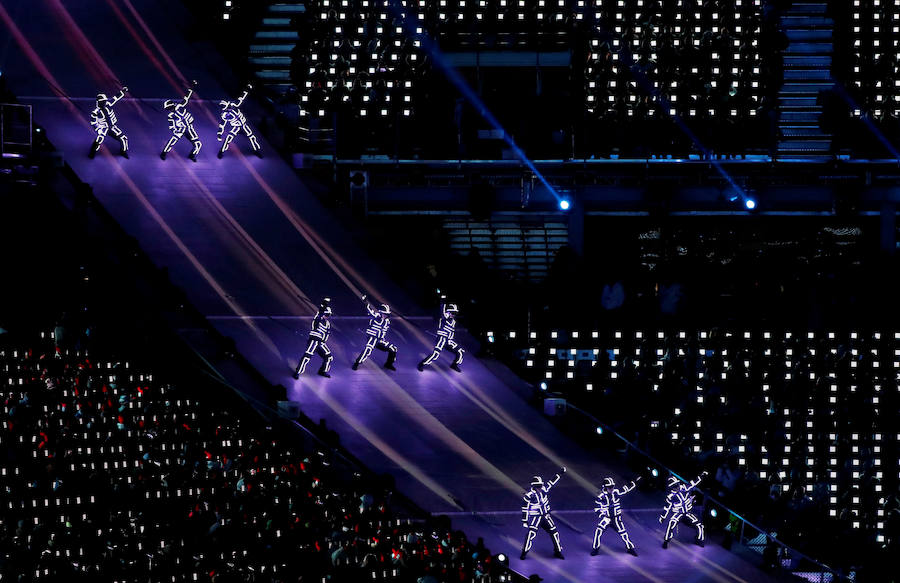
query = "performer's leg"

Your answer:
(543, 515), (564, 558)
(418, 336), (446, 370)
(353, 336), (377, 370)
(591, 515), (611, 555)
(317, 343), (333, 376)
(520, 525), (538, 560)
(380, 340), (397, 370)
(187, 124), (202, 159)
(244, 123), (261, 153)
(219, 126), (238, 157)
(663, 514), (681, 548)
(614, 515), (637, 554)
(90, 127), (107, 158)
(447, 339), (464, 372)
(161, 132), (180, 159)
(684, 513), (705, 545)
(294, 339), (318, 377)
(110, 125), (129, 157)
